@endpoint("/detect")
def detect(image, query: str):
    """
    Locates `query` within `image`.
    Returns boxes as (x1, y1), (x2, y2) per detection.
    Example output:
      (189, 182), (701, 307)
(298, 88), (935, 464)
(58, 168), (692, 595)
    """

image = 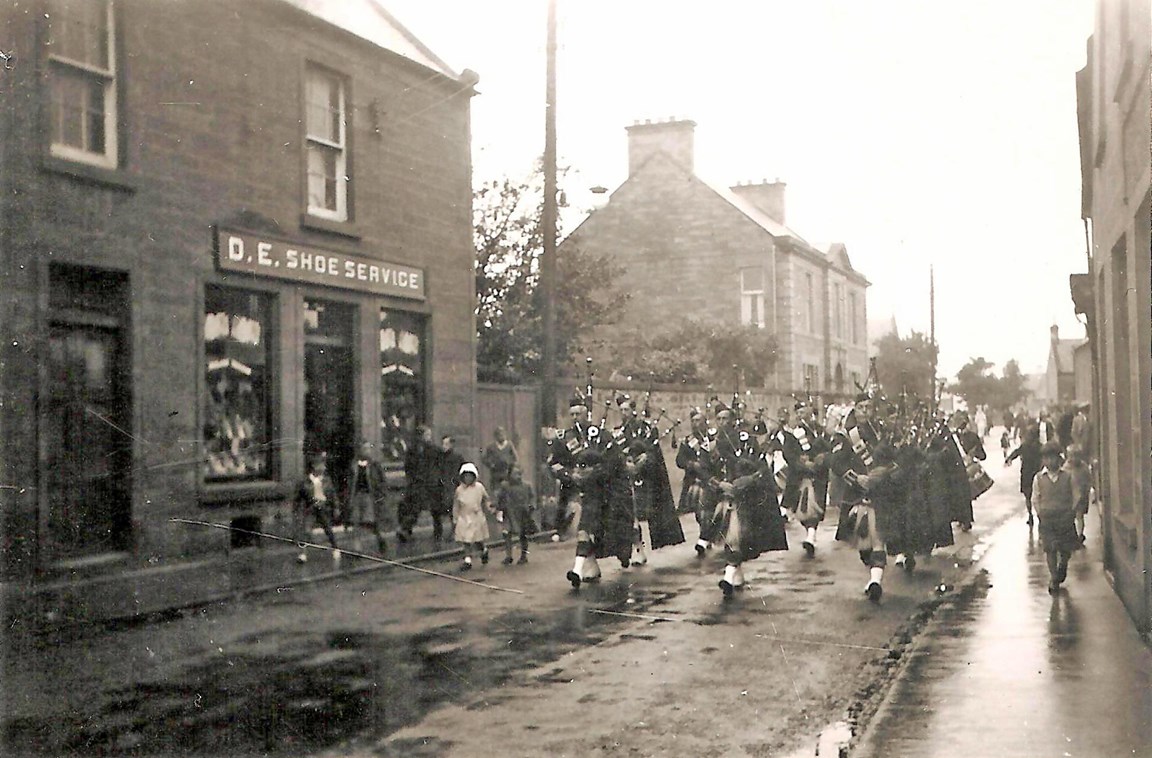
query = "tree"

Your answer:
(595, 319), (779, 387)
(872, 330), (938, 400)
(949, 357), (1031, 411)
(950, 357), (1000, 409)
(475, 169), (628, 384)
